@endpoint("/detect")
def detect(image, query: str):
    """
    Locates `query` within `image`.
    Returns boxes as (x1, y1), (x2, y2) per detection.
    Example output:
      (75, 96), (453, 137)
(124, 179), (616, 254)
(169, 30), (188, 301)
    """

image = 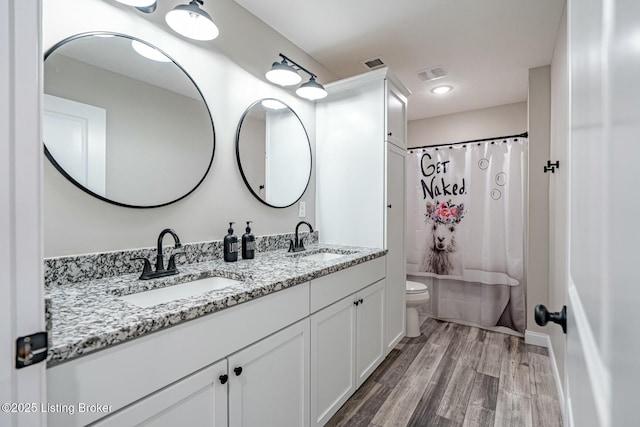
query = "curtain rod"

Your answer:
(408, 131), (528, 152)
